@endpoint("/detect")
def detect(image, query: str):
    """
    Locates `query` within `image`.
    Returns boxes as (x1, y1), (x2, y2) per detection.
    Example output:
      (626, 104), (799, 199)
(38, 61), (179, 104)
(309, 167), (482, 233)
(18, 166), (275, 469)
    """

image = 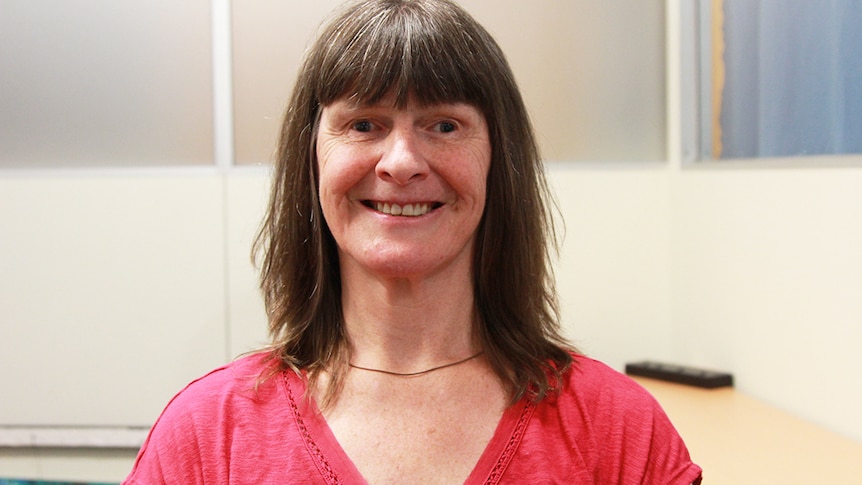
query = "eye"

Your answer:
(436, 121), (457, 133)
(352, 120), (374, 133)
